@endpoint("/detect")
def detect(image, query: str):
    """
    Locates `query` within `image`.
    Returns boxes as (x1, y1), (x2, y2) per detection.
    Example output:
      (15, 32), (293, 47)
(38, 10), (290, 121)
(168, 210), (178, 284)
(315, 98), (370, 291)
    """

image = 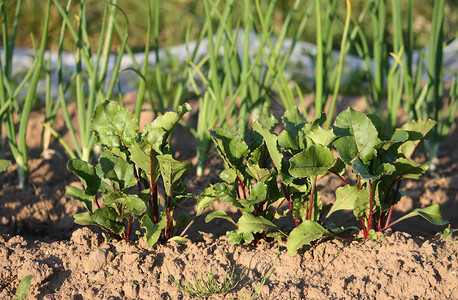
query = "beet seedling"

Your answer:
(67, 101), (194, 245)
(331, 107), (448, 239)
